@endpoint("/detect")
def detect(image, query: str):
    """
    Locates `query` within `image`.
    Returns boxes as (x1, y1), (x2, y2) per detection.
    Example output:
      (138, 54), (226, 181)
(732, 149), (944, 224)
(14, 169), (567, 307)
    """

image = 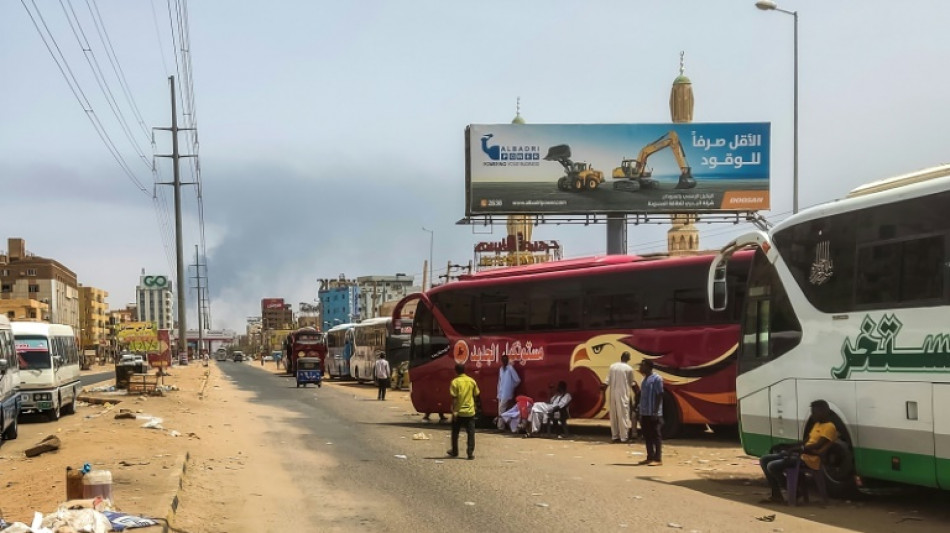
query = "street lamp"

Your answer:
(755, 0), (799, 214)
(422, 227), (434, 290)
